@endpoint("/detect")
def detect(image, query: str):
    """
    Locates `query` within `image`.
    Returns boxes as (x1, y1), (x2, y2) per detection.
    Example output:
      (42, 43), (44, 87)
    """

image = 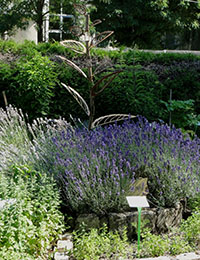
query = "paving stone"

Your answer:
(54, 251), (69, 260)
(135, 252), (200, 260)
(136, 256), (170, 260)
(175, 252), (200, 260)
(57, 240), (73, 251)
